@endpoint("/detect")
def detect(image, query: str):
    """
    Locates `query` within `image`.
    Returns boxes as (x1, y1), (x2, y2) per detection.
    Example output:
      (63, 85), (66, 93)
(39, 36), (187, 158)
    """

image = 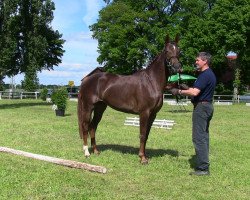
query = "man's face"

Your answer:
(195, 57), (207, 71)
